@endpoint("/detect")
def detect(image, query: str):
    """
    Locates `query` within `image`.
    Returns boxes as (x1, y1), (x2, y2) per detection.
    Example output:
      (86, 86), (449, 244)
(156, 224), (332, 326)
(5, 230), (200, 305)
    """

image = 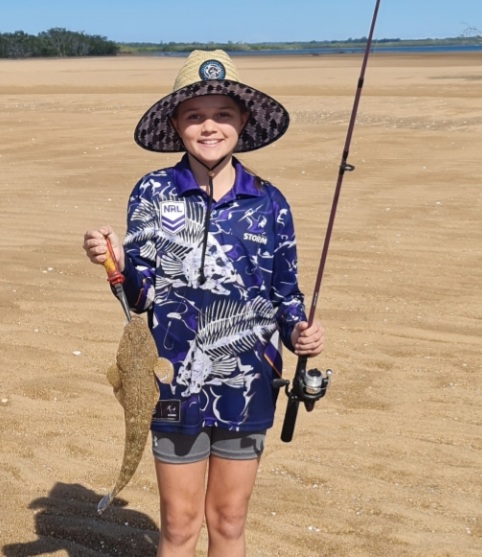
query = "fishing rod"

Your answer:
(274, 0), (382, 443)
